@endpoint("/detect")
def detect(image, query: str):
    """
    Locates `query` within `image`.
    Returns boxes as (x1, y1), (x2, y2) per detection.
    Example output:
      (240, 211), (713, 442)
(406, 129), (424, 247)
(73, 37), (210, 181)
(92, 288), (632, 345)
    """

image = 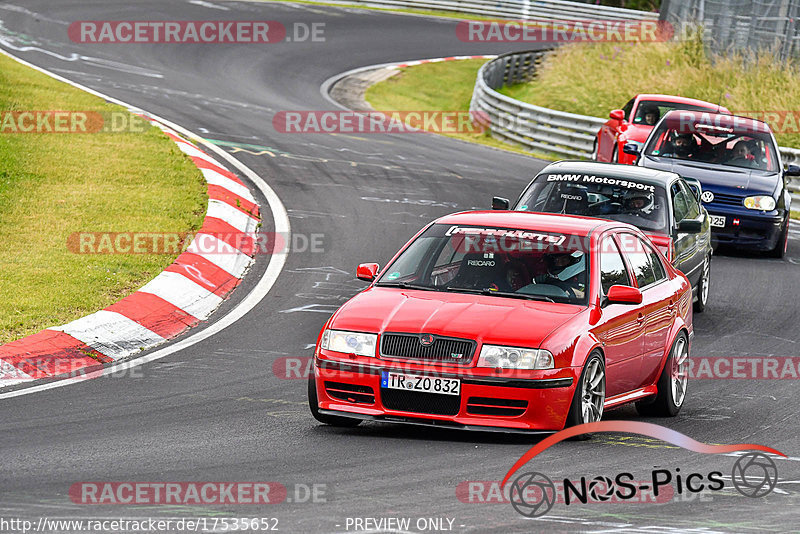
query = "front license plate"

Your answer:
(709, 215), (726, 228)
(381, 371), (460, 396)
